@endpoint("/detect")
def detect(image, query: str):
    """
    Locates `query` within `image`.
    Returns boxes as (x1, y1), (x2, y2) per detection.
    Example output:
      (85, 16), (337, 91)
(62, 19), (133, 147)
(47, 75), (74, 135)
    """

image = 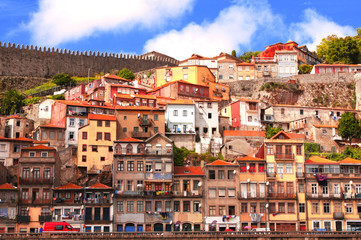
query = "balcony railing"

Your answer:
(19, 177), (53, 185)
(143, 190), (173, 198)
(138, 118), (153, 127)
(306, 193), (342, 199)
(17, 215), (30, 223)
(39, 215), (52, 222)
(173, 190), (203, 197)
(117, 191), (144, 197)
(0, 198), (17, 203)
(296, 172), (304, 178)
(53, 198), (83, 204)
(333, 212), (344, 220)
(238, 192), (266, 199)
(266, 172), (276, 178)
(84, 198), (112, 204)
(343, 192), (361, 199)
(267, 192), (297, 199)
(131, 132), (152, 138)
(274, 153), (294, 160)
(53, 214), (83, 222)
